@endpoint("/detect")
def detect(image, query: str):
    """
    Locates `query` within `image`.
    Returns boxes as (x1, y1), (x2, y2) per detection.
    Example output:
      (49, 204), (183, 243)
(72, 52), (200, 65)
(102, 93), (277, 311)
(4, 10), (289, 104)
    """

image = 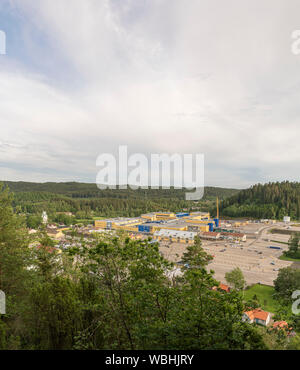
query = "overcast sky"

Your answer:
(1, 0), (300, 188)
